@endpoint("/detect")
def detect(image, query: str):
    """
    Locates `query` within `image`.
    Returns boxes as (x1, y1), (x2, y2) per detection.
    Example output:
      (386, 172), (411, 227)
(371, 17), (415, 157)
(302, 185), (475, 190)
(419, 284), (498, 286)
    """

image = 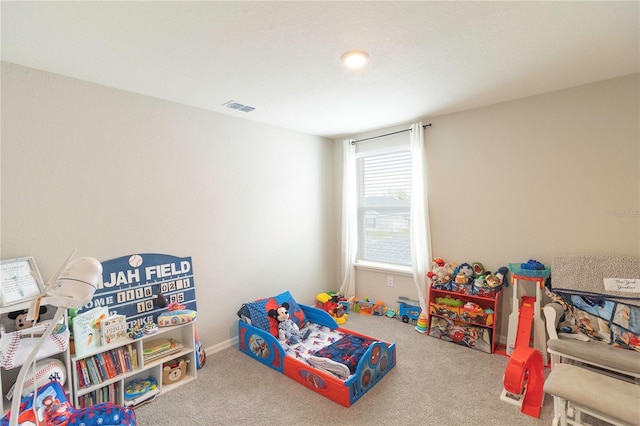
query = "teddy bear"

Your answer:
(268, 302), (311, 344)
